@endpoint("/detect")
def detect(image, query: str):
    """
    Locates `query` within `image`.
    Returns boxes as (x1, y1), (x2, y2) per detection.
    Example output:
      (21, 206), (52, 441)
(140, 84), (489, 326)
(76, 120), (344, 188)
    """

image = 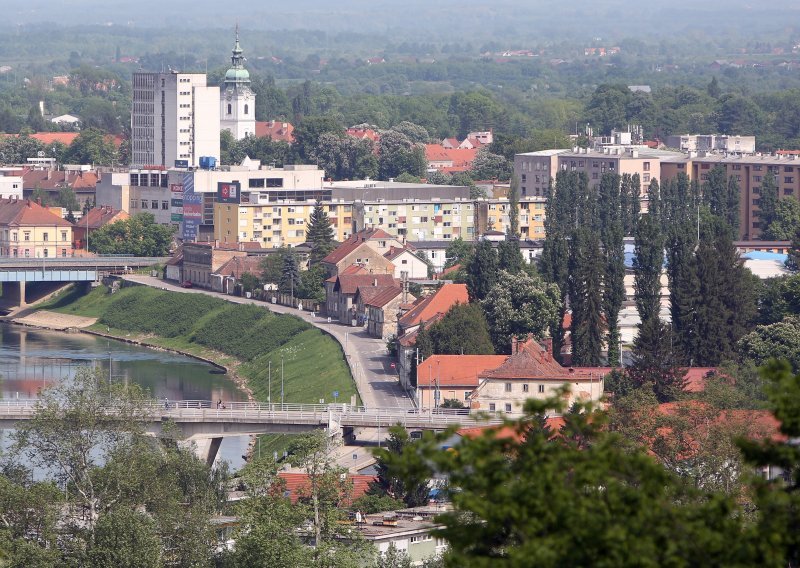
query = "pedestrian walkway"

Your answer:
(122, 275), (413, 410)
